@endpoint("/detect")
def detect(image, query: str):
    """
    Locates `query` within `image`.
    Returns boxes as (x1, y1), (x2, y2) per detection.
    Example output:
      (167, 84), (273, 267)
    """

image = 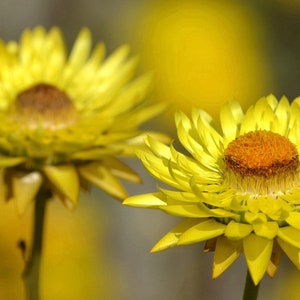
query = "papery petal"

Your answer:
(286, 211), (300, 230)
(178, 219), (226, 245)
(266, 239), (283, 277)
(0, 156), (25, 167)
(277, 226), (300, 249)
(78, 162), (127, 200)
(220, 100), (243, 145)
(123, 193), (166, 207)
(277, 237), (300, 269)
(253, 222), (278, 239)
(44, 164), (79, 206)
(243, 234), (273, 285)
(151, 219), (201, 252)
(225, 220), (252, 240)
(12, 172), (43, 215)
(101, 157), (141, 183)
(213, 236), (242, 278)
